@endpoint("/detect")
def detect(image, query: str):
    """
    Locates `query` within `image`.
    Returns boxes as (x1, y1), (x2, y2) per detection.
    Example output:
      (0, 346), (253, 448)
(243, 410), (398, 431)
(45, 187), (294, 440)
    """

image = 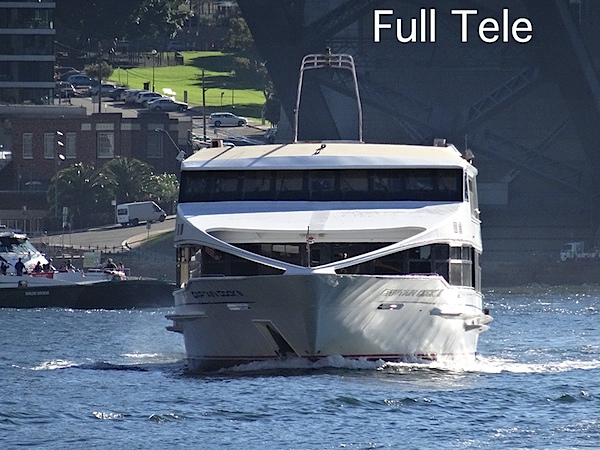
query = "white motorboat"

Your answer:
(0, 230), (174, 309)
(167, 52), (492, 371)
